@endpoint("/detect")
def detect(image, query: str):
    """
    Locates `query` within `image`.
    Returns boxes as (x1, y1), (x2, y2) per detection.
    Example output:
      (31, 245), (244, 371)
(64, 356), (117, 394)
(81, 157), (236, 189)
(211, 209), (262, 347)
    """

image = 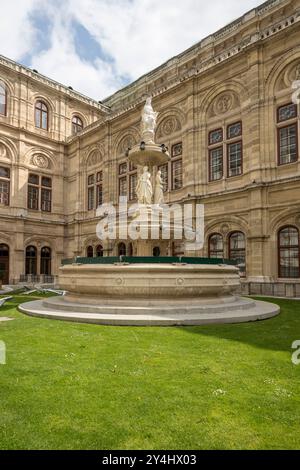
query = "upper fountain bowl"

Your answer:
(128, 142), (170, 167)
